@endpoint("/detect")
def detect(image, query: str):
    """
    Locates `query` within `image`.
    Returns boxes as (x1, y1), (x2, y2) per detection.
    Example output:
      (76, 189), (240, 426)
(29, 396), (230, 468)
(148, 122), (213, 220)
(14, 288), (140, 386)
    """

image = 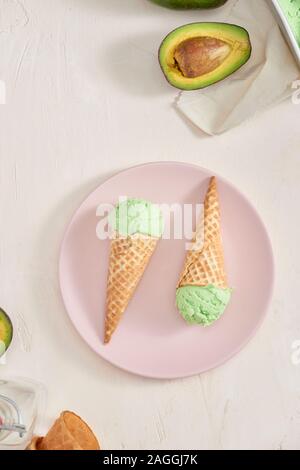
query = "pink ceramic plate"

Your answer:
(59, 162), (274, 379)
